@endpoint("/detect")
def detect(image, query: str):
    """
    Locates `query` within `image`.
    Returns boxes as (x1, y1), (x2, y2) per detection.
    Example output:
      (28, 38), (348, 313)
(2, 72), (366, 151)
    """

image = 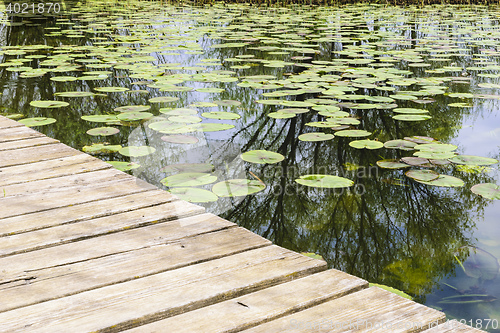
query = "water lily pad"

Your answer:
(404, 136), (438, 144)
(86, 127), (119, 136)
(295, 174), (354, 188)
(449, 155), (498, 166)
(119, 146), (156, 157)
(241, 150), (284, 164)
(168, 115), (202, 123)
(160, 108), (198, 116)
(202, 112), (240, 120)
(415, 143), (458, 152)
(414, 151), (456, 159)
(349, 139), (384, 149)
(161, 135), (199, 144)
(384, 140), (417, 151)
(55, 91), (94, 97)
(298, 133), (334, 142)
(268, 111), (296, 119)
(376, 159), (410, 169)
(94, 87), (129, 93)
(19, 117), (56, 127)
(412, 174), (465, 187)
(471, 183), (500, 200)
(405, 170), (440, 182)
(161, 172), (217, 187)
(149, 96), (180, 103)
(400, 157), (432, 167)
(392, 114), (432, 121)
(212, 179), (265, 197)
(114, 105), (151, 112)
(29, 100), (69, 108)
(82, 144), (121, 154)
(334, 130), (372, 137)
(196, 87), (225, 93)
(161, 163), (214, 174)
(168, 187), (218, 203)
(186, 123), (235, 132)
(214, 100), (242, 107)
(392, 108), (429, 114)
(106, 161), (140, 171)
(50, 76), (78, 82)
(189, 102), (218, 108)
(81, 115), (118, 123)
(117, 112), (153, 122)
